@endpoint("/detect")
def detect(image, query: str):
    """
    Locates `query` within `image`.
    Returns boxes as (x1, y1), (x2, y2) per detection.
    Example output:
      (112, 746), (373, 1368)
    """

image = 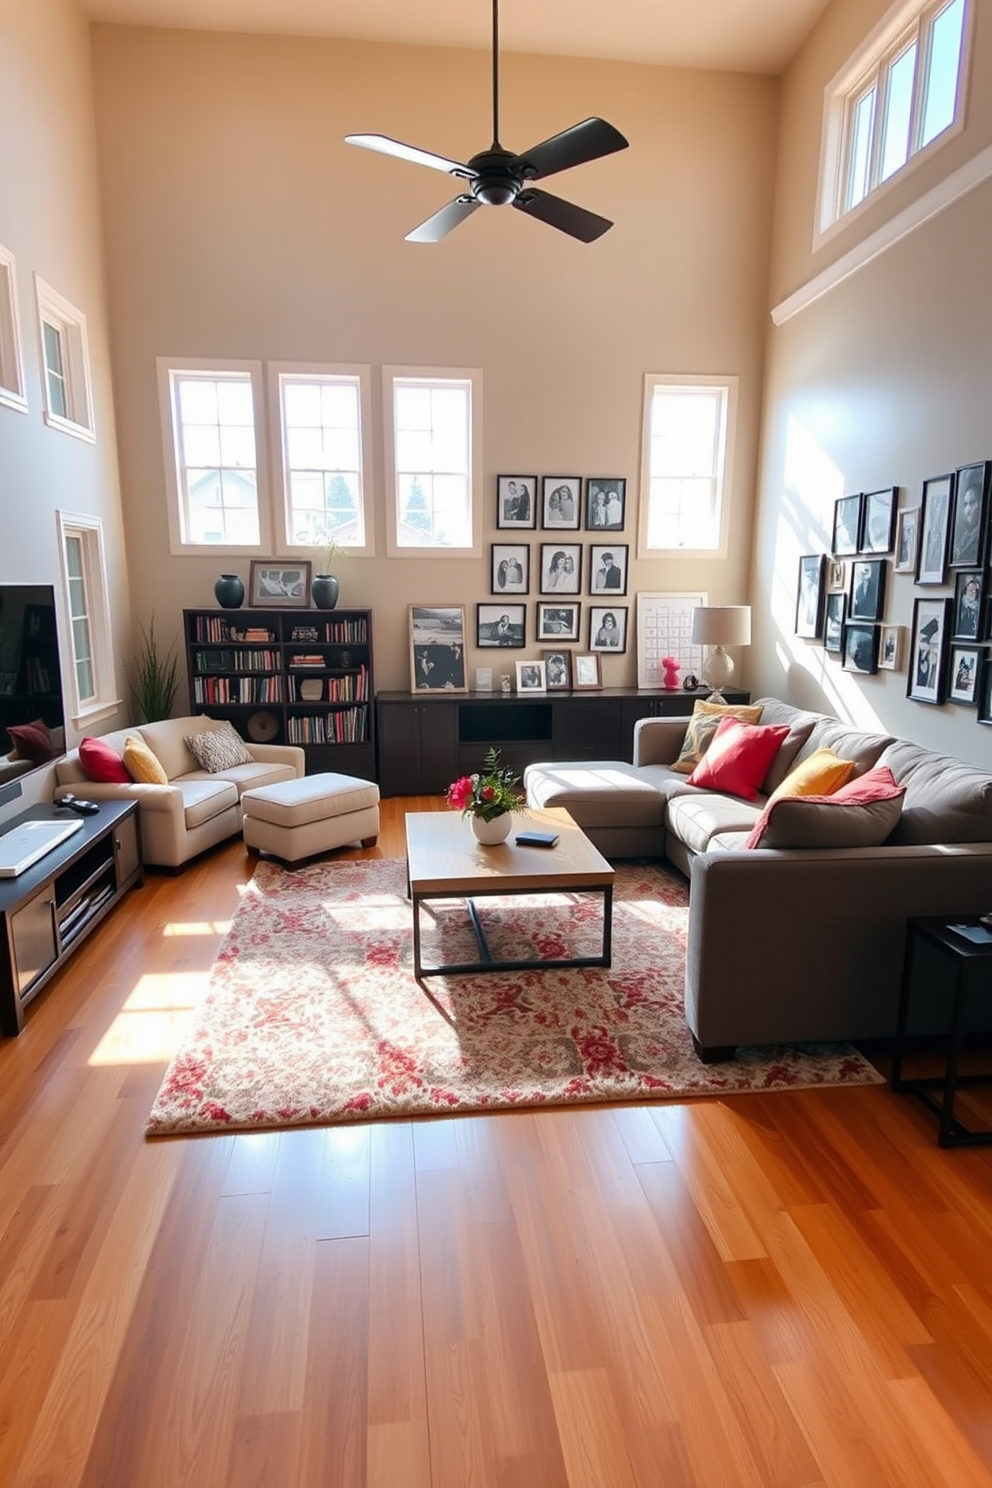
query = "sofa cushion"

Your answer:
(797, 720), (892, 777)
(524, 761), (667, 829)
(123, 734), (169, 785)
(687, 718), (790, 800)
(185, 721), (254, 772)
(666, 793), (763, 855)
(670, 701), (764, 774)
(177, 777), (240, 830)
(79, 735), (131, 783)
(880, 740), (992, 844)
(744, 766), (906, 850)
(7, 718), (56, 764)
(768, 747), (855, 805)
